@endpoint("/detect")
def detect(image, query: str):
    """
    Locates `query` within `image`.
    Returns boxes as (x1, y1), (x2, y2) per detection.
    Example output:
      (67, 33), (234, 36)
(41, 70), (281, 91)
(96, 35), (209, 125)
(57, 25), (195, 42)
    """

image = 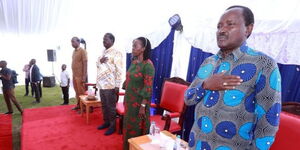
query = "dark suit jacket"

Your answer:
(30, 65), (41, 83)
